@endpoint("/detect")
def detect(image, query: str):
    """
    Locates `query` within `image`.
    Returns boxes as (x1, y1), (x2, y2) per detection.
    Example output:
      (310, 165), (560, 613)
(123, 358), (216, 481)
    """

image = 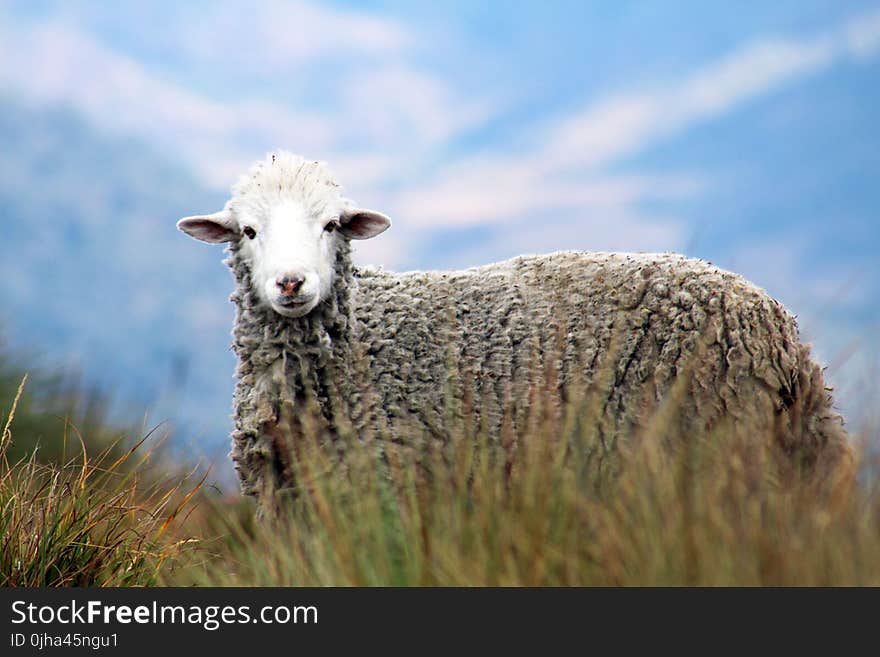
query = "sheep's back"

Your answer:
(352, 251), (848, 466)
